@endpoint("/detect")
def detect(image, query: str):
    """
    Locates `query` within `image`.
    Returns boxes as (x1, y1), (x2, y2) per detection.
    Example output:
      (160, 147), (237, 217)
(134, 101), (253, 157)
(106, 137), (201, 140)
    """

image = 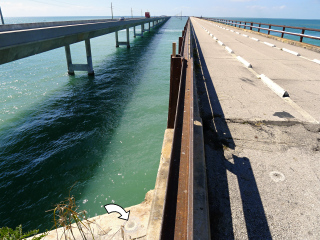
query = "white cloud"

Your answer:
(246, 5), (268, 10)
(273, 5), (286, 10)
